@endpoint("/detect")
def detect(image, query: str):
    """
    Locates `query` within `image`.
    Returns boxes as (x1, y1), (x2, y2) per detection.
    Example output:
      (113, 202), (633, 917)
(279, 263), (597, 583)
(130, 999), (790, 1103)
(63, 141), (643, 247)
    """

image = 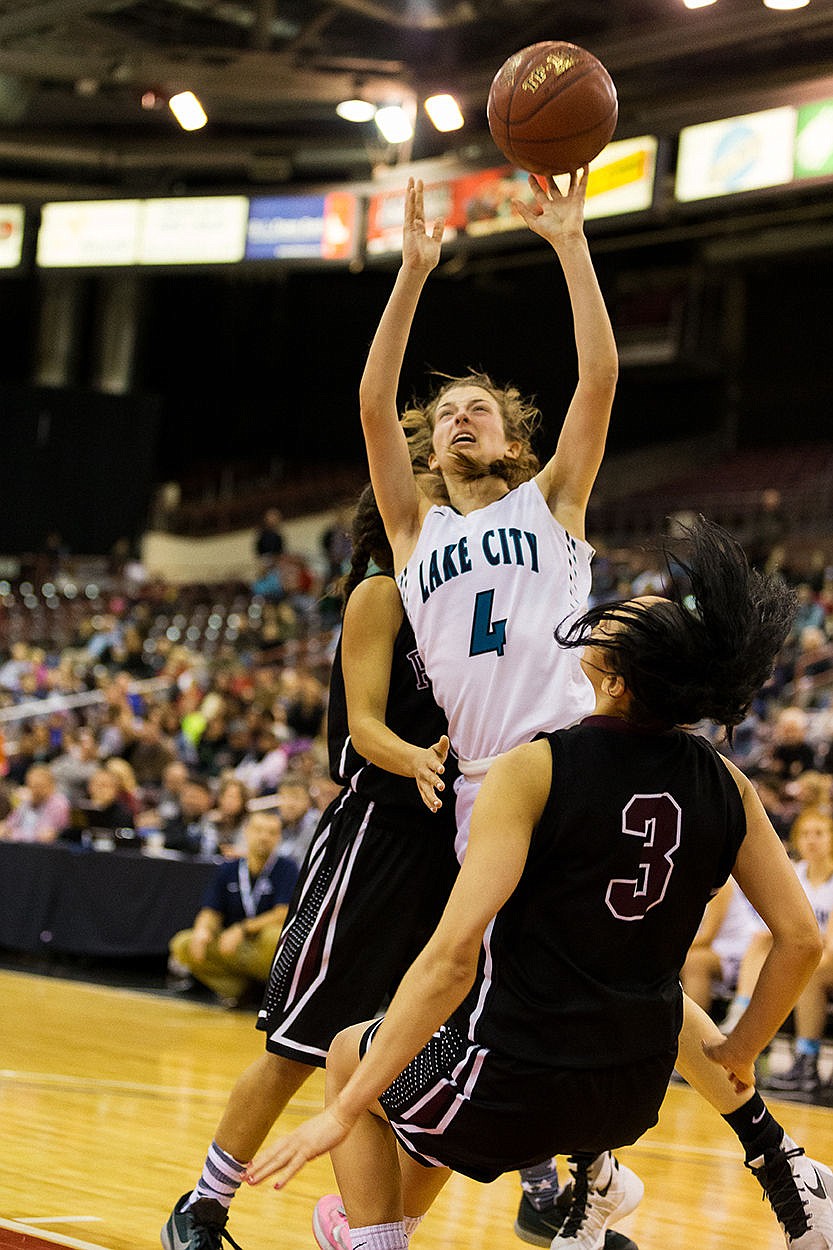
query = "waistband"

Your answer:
(458, 755), (500, 782)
